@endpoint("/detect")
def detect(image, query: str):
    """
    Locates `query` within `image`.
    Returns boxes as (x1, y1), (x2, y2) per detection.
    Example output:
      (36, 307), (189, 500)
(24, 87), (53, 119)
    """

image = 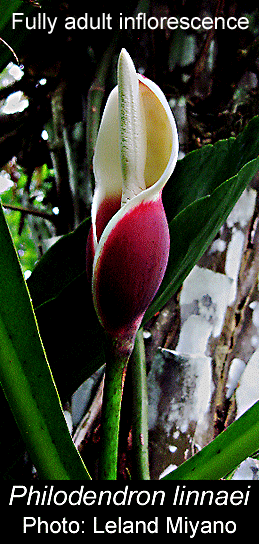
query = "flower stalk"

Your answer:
(98, 335), (131, 480)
